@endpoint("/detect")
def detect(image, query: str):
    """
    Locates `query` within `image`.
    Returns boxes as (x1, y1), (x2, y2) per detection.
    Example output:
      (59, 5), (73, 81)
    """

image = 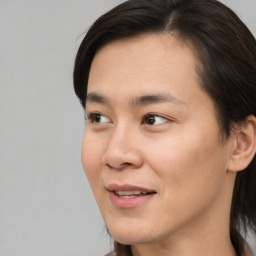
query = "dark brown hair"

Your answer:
(73, 0), (256, 255)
